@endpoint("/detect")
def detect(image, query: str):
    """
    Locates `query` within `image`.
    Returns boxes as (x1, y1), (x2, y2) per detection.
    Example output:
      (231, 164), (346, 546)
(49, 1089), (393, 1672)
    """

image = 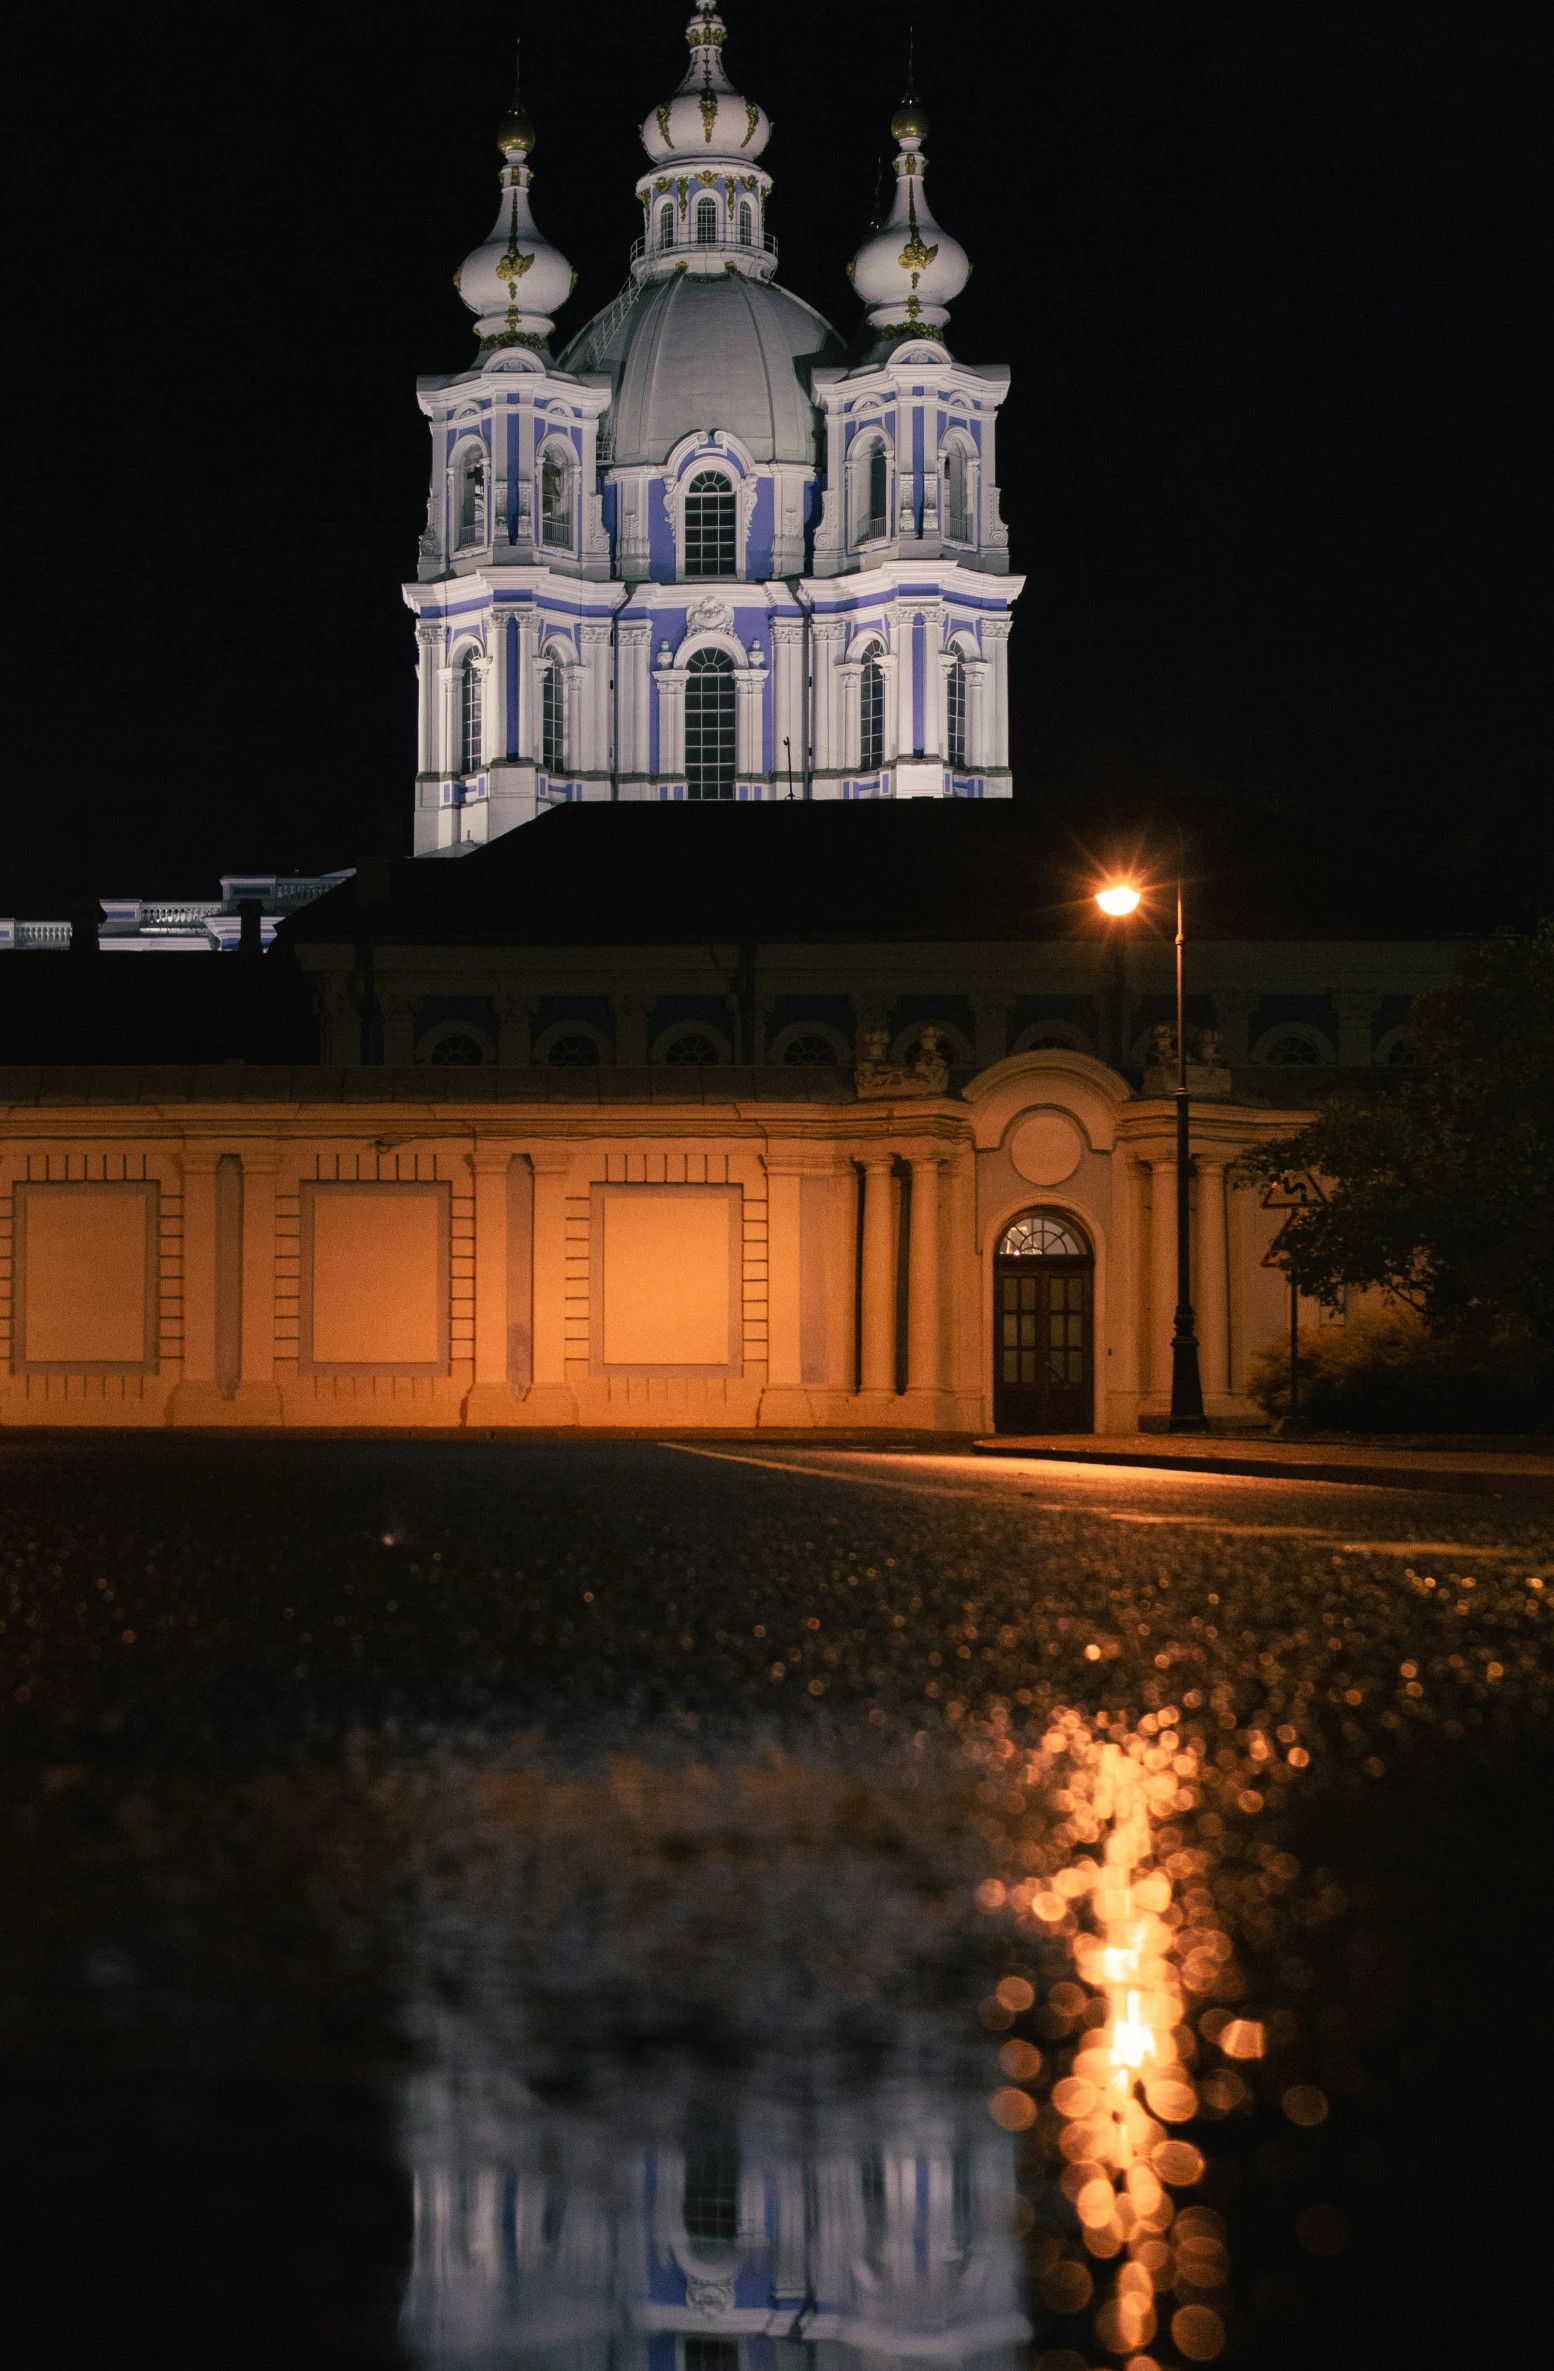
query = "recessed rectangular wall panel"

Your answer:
(590, 1184), (742, 1376)
(300, 1182), (451, 1376)
(13, 1182), (160, 1373)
